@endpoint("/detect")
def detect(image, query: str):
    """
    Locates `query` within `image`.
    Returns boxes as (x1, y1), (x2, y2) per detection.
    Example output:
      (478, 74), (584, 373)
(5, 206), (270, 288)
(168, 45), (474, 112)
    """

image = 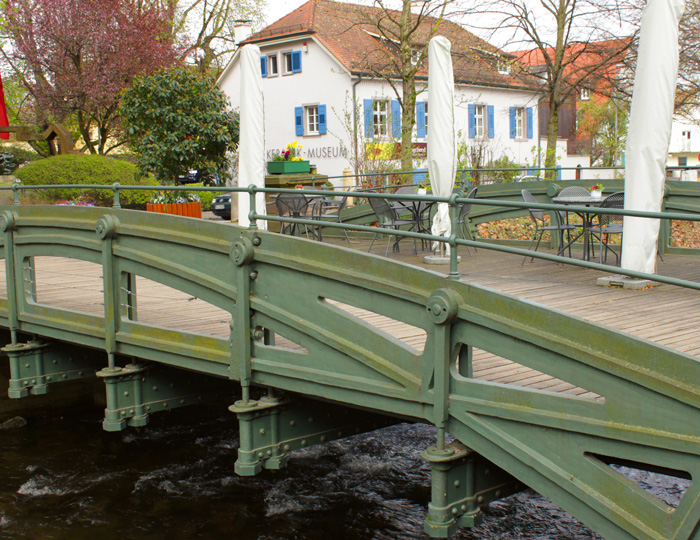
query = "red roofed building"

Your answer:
(514, 38), (631, 162)
(218, 0), (592, 180)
